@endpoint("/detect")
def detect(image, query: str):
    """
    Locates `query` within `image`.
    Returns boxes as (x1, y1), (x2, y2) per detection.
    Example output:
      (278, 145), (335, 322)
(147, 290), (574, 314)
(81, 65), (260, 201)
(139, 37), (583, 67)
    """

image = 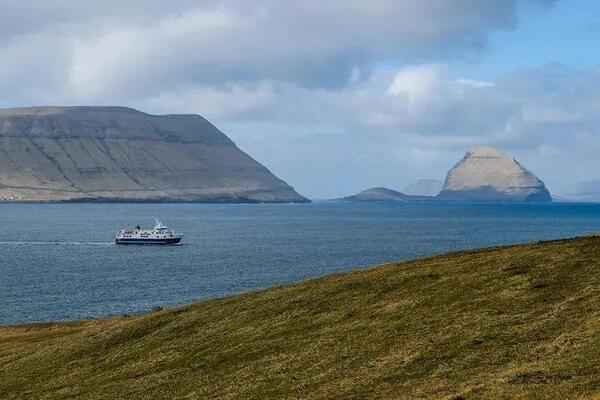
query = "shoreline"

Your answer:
(0, 197), (312, 204)
(1, 235), (590, 329)
(3, 235), (600, 398)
